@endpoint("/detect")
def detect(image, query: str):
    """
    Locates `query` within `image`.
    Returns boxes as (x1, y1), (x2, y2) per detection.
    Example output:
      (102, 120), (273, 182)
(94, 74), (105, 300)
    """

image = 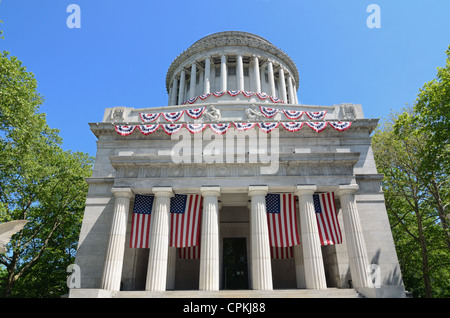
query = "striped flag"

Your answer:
(170, 194), (203, 248)
(270, 246), (294, 259)
(313, 192), (342, 246)
(266, 193), (300, 248)
(178, 245), (201, 260)
(130, 194), (154, 248)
